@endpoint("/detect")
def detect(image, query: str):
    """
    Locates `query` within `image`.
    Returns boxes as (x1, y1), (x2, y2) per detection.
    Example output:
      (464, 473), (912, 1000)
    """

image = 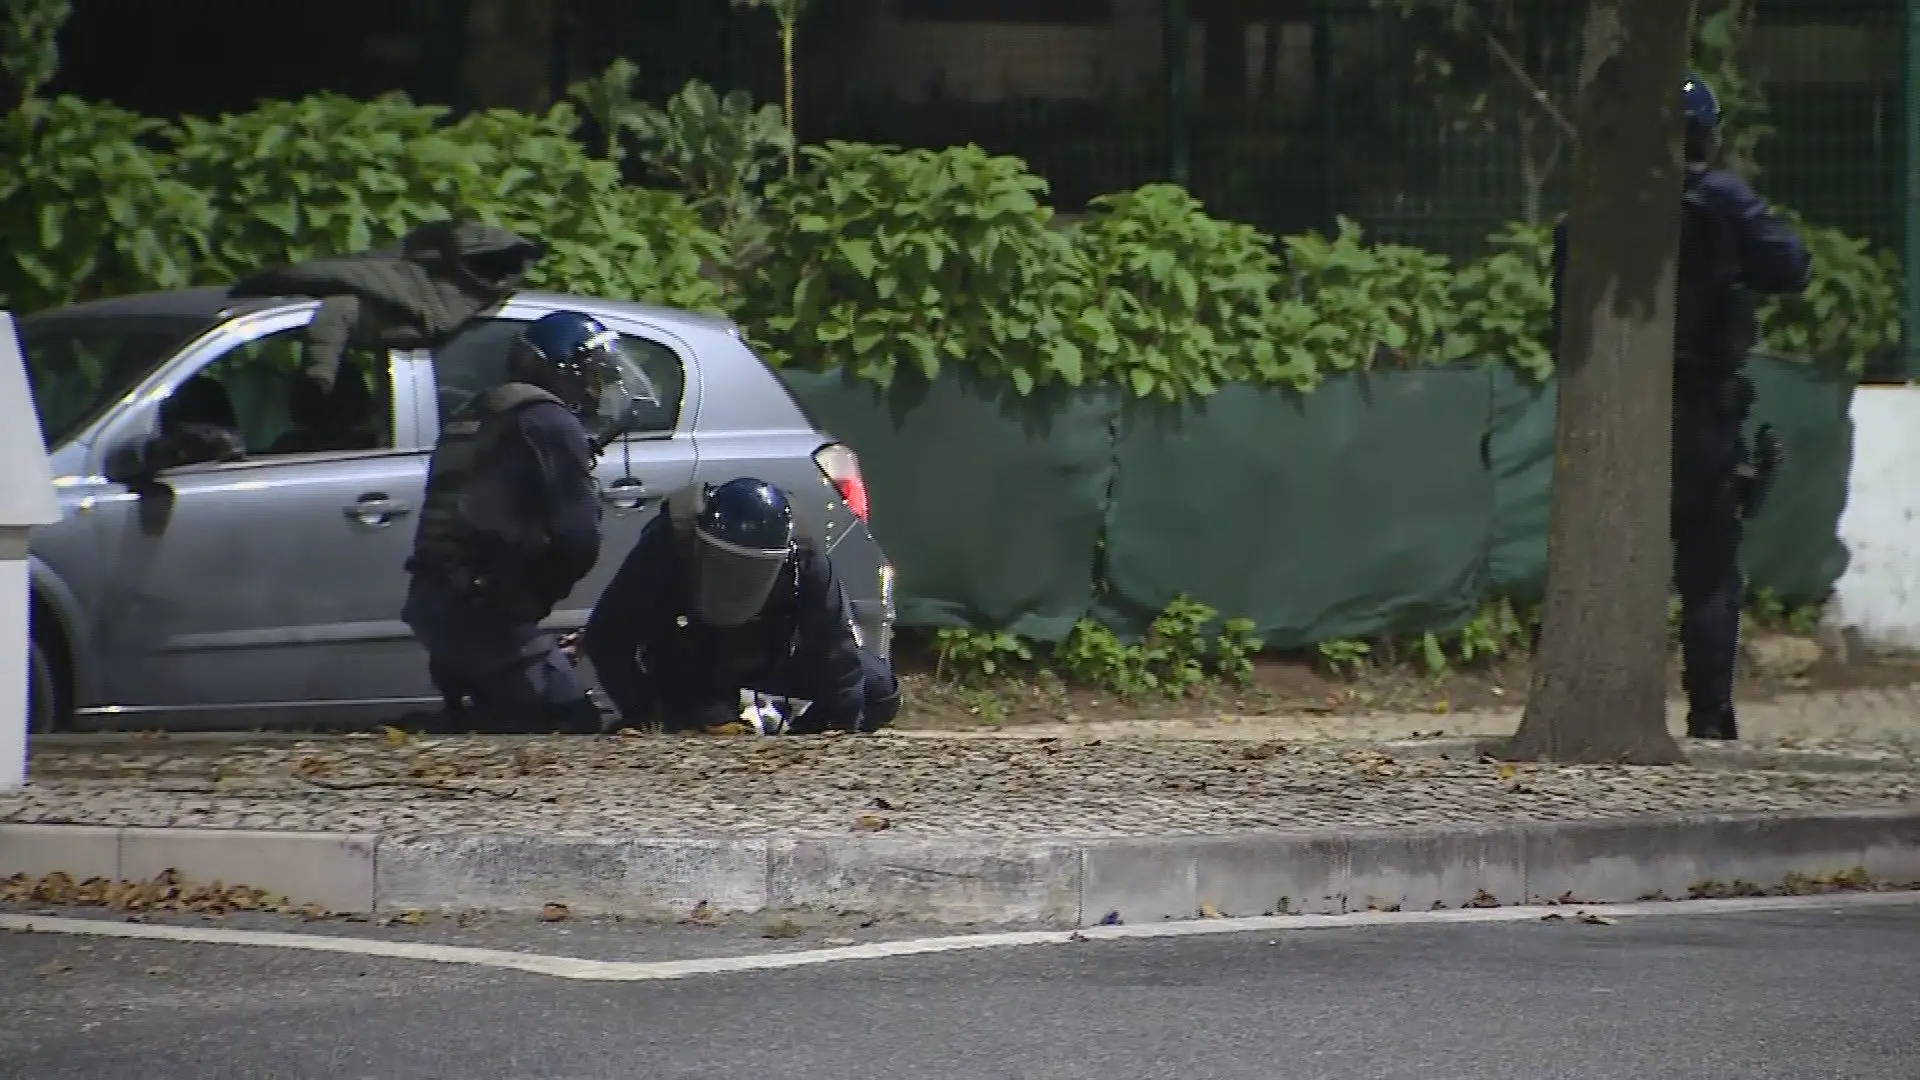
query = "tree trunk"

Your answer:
(465, 0), (555, 113)
(1503, 0), (1693, 766)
